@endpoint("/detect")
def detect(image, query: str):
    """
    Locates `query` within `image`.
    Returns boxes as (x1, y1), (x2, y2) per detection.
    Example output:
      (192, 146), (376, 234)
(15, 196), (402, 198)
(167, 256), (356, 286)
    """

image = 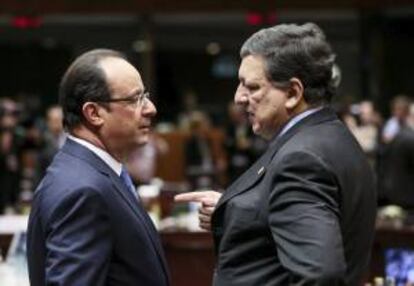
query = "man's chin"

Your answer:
(135, 134), (150, 146)
(252, 125), (261, 135)
(252, 126), (269, 140)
